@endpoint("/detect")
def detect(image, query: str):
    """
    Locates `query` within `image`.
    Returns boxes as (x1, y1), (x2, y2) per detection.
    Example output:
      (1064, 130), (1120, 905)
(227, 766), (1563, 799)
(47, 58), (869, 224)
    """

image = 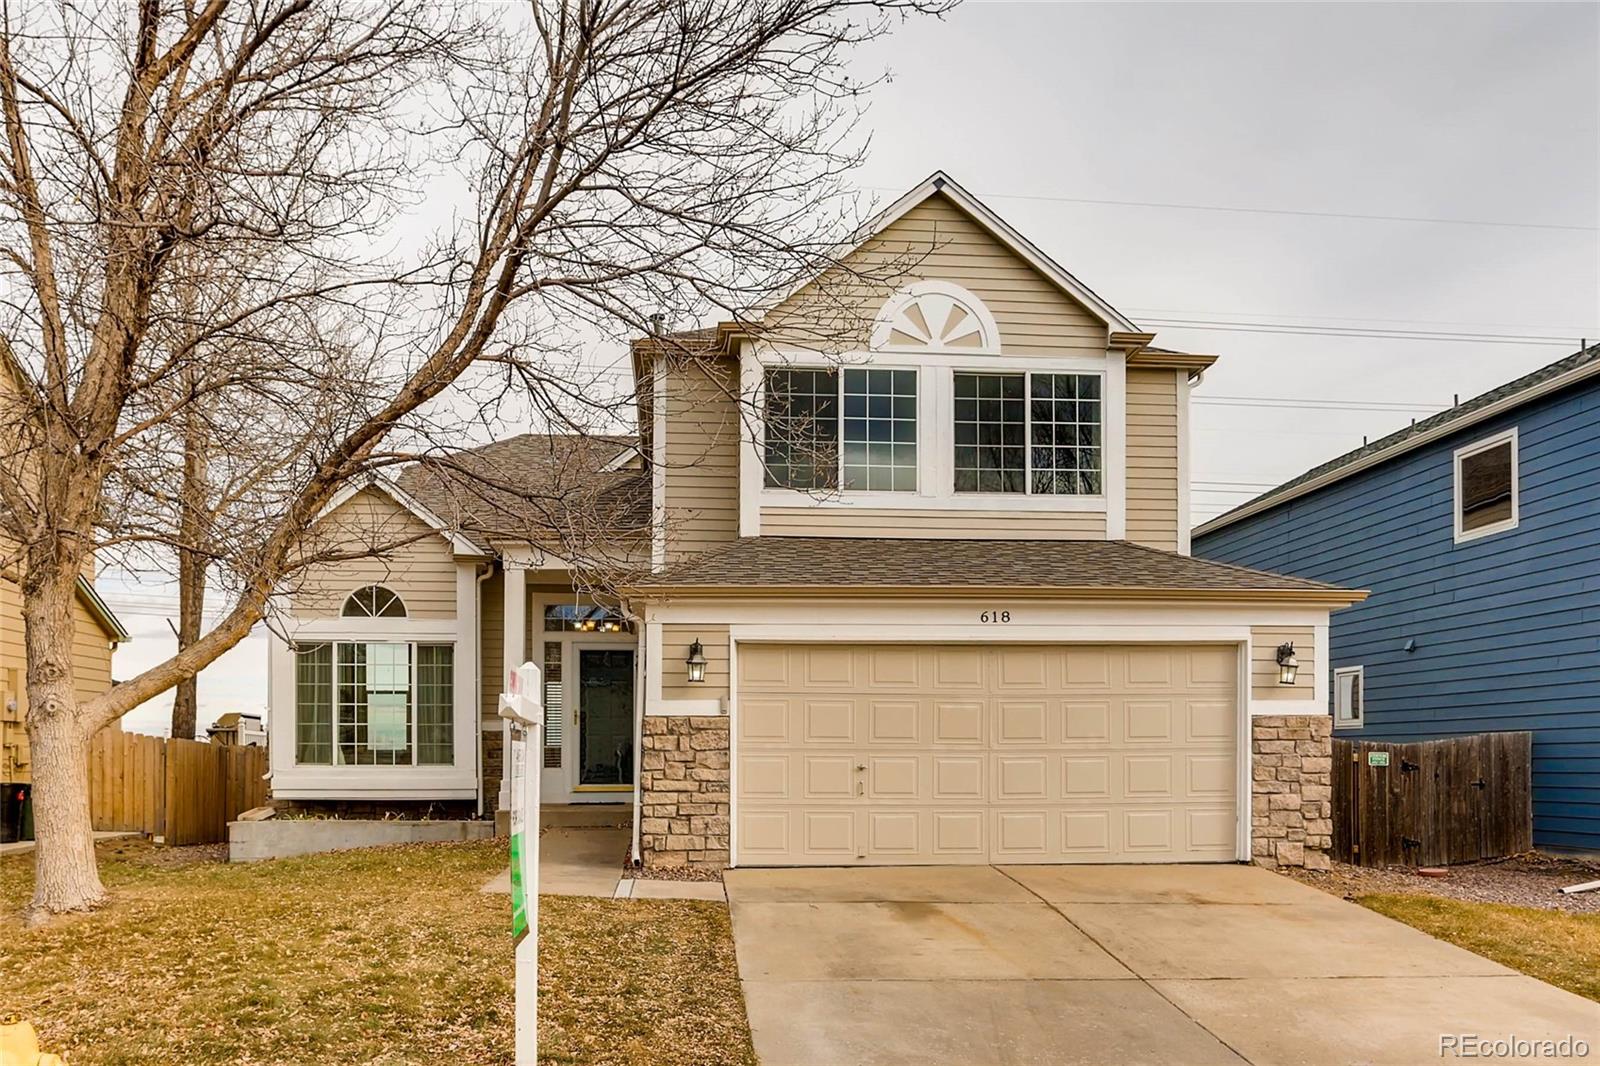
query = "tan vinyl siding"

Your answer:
(1126, 368), (1181, 552)
(2, 573), (118, 783)
(1251, 626), (1315, 700)
(661, 623), (729, 702)
(292, 488), (459, 619)
(664, 359), (739, 558)
(70, 595), (114, 704)
(765, 192), (1108, 357)
(759, 507), (1106, 539)
(479, 570), (504, 725)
